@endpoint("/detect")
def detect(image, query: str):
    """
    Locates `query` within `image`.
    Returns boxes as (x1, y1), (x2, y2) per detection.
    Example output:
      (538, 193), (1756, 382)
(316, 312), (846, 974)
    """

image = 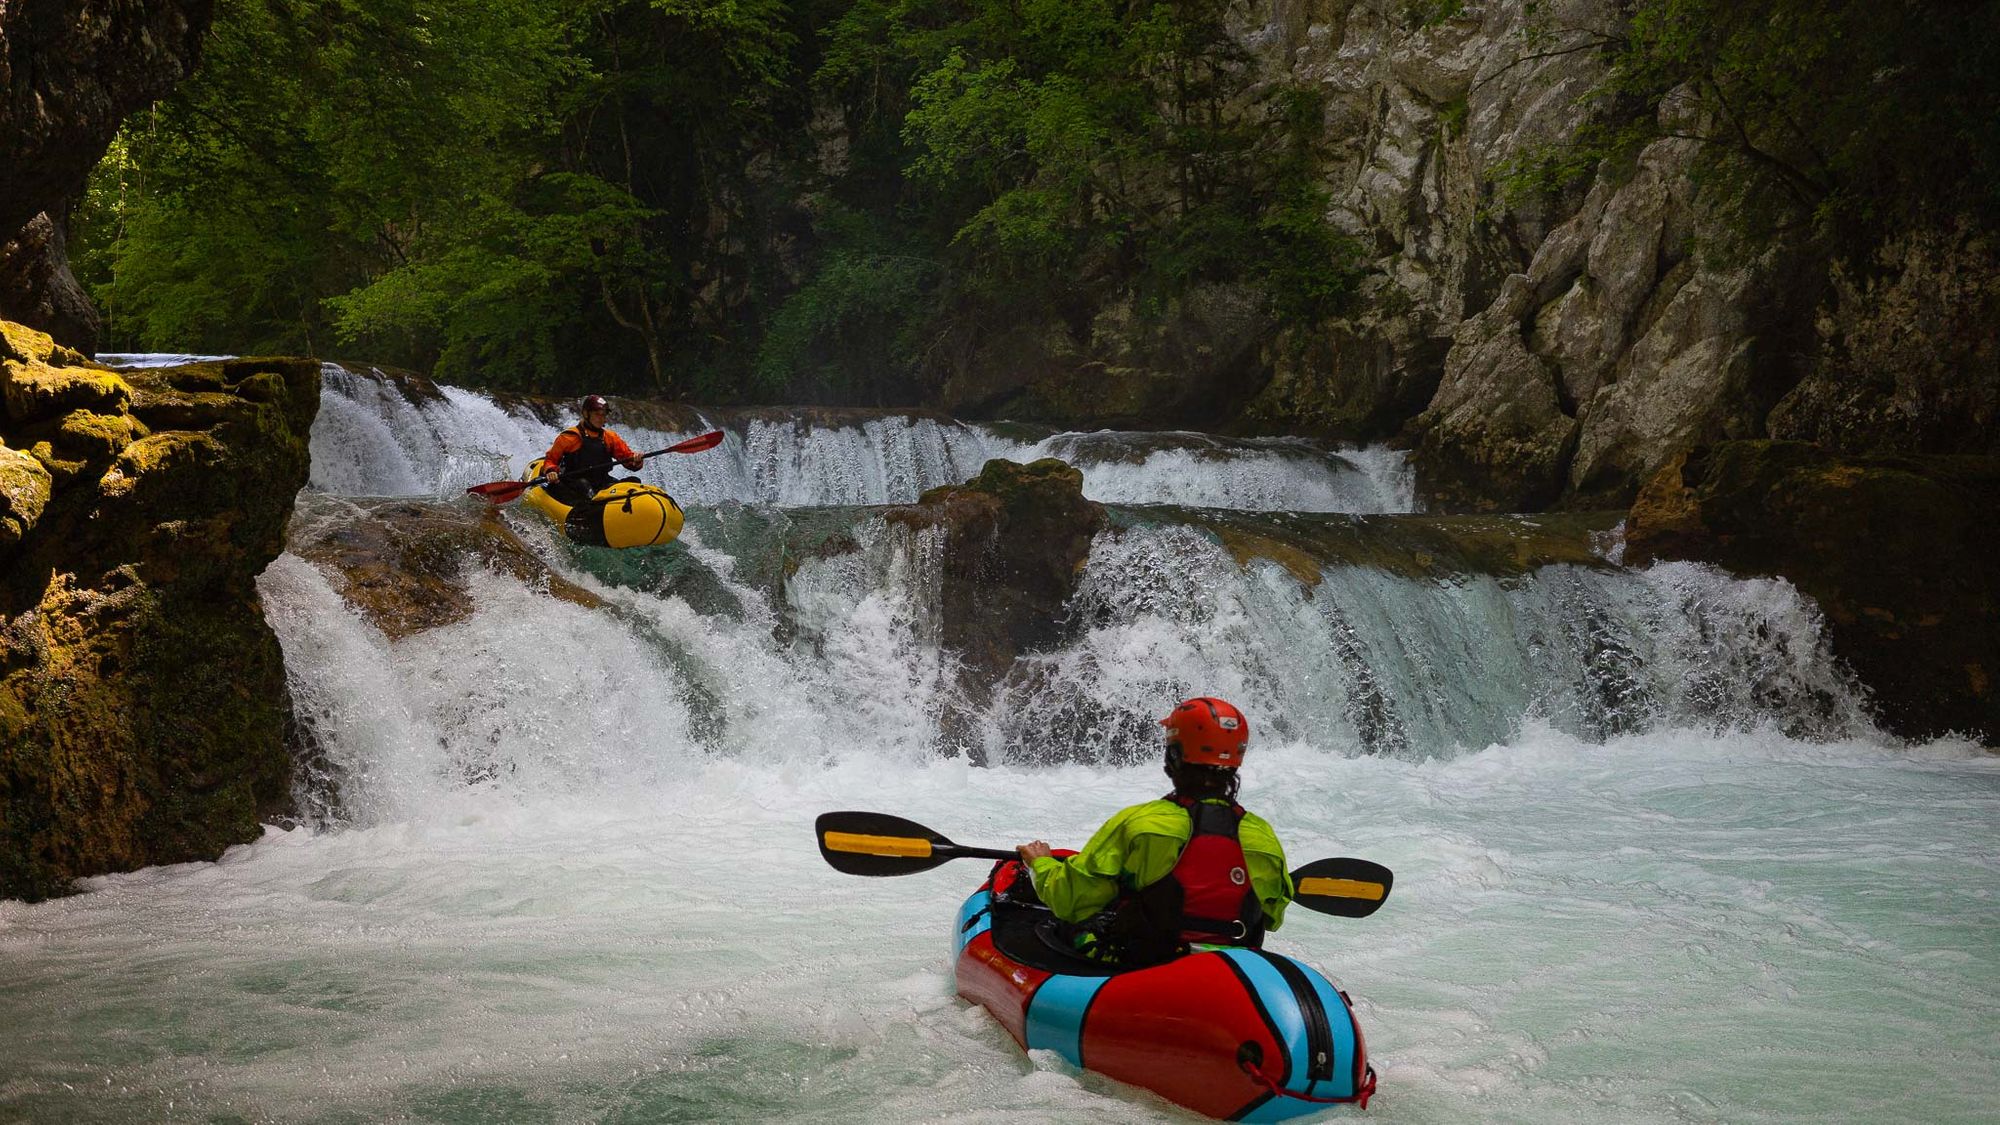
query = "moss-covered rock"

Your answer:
(1187, 508), (1621, 587)
(0, 320), (320, 901)
(1, 322), (130, 423)
(0, 438), (51, 547)
(1626, 441), (2000, 745)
